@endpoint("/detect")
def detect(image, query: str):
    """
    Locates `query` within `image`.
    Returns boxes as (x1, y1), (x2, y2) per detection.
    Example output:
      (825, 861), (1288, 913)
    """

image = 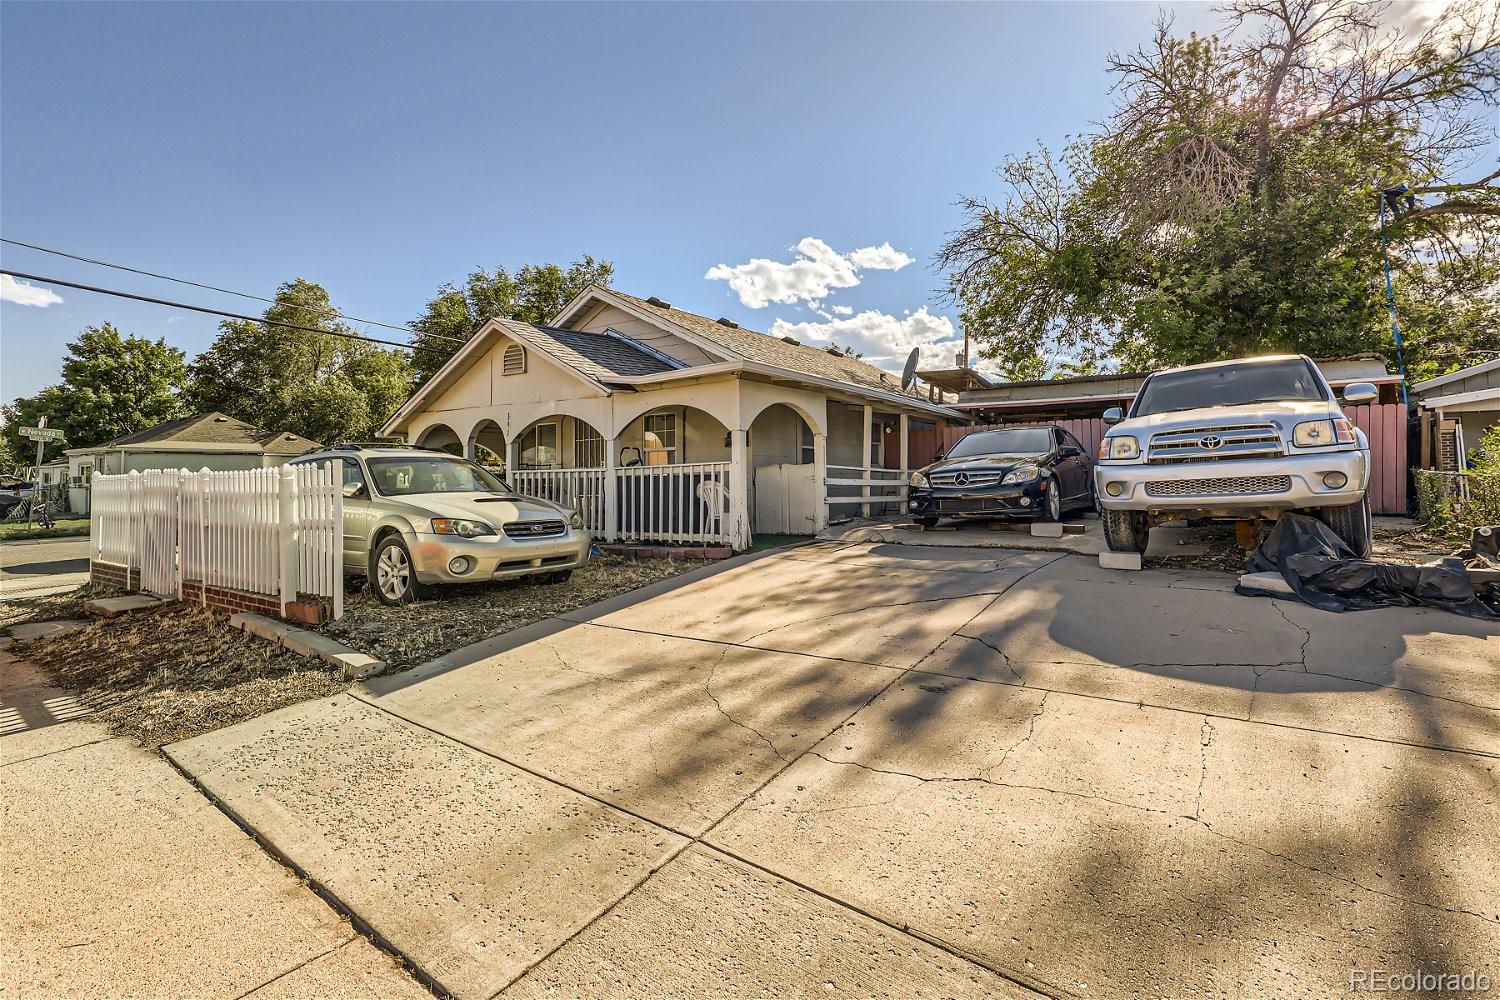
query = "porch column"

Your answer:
(603, 437), (618, 542)
(898, 412), (910, 480)
(729, 428), (751, 549)
(812, 431), (828, 533)
(860, 403), (873, 519)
